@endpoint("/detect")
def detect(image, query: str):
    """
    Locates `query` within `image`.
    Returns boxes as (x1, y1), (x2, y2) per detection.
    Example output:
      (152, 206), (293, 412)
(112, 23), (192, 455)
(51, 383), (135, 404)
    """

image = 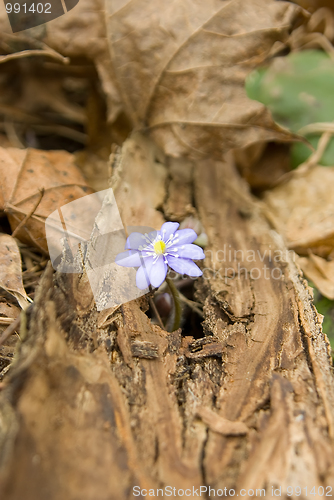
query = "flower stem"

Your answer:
(149, 296), (165, 330)
(148, 284), (165, 329)
(165, 276), (182, 332)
